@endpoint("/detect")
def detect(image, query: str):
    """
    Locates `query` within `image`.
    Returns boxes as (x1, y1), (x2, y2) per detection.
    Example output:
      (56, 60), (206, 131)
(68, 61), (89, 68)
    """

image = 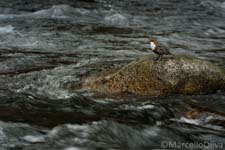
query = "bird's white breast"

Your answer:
(150, 42), (156, 50)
